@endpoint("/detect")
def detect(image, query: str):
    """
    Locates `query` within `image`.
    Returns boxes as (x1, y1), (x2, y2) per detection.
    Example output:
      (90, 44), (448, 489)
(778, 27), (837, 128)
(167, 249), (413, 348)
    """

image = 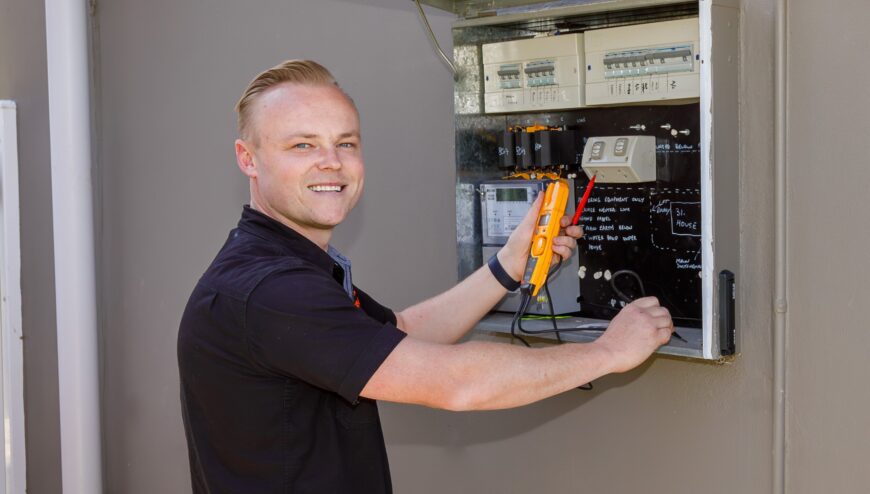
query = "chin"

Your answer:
(312, 214), (348, 228)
